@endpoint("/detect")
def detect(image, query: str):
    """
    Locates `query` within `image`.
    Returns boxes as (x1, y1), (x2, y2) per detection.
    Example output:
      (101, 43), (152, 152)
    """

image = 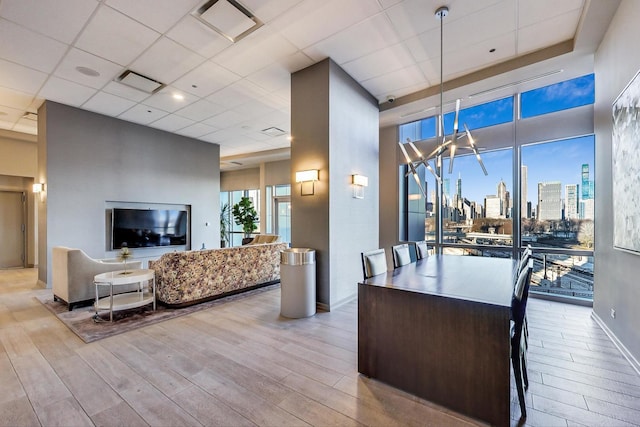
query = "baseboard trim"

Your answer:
(592, 312), (640, 377)
(317, 292), (357, 312)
